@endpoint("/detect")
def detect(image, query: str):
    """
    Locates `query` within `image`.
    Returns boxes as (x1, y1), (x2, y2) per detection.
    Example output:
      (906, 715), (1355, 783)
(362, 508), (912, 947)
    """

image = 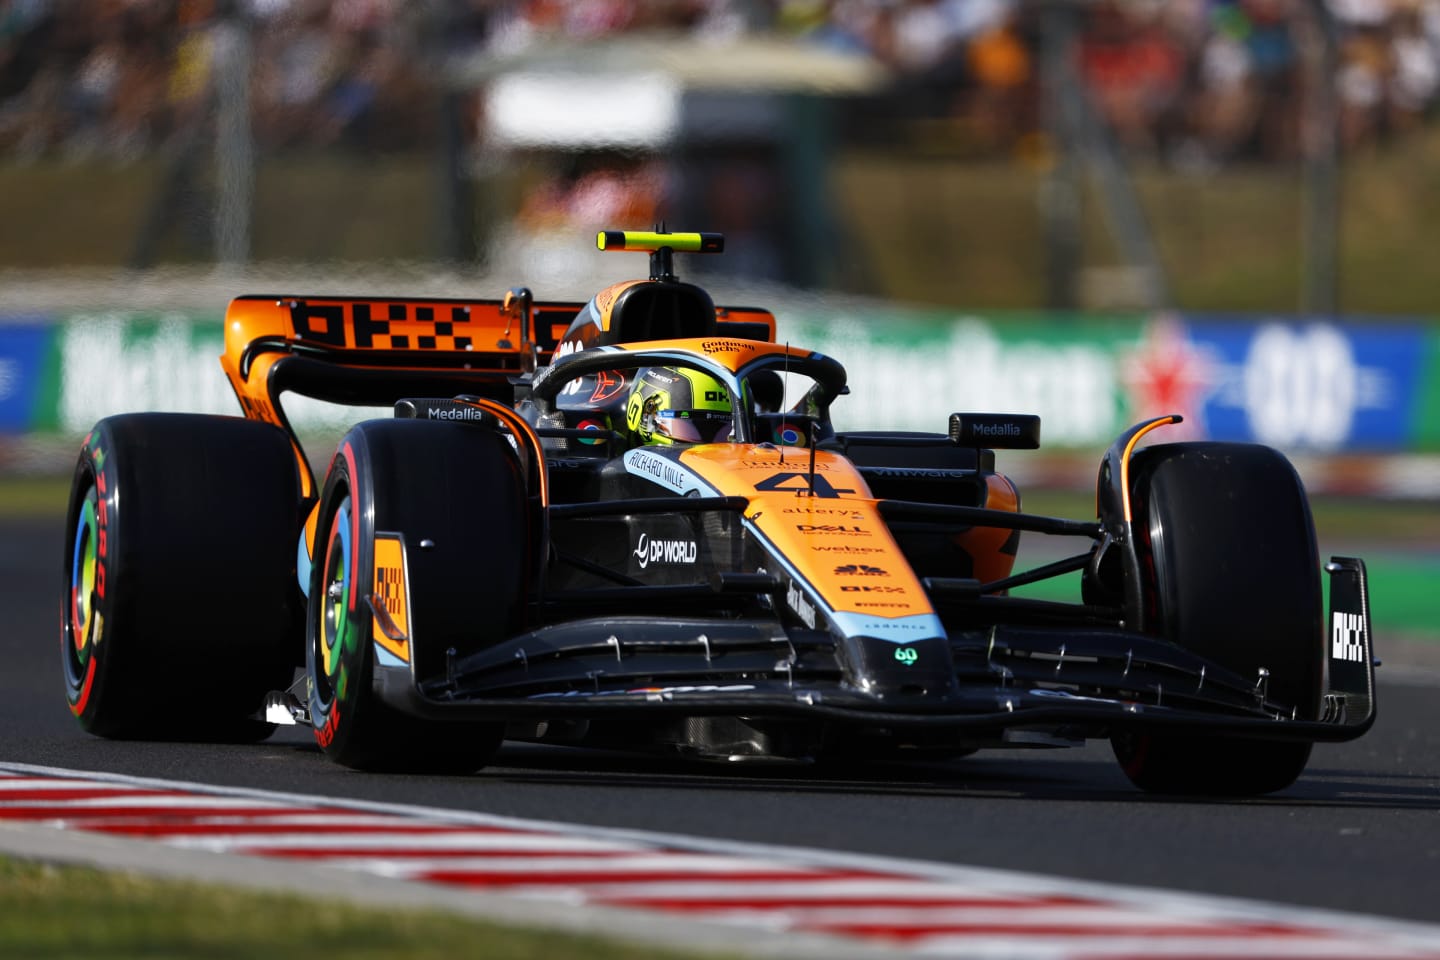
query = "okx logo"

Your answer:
(1331, 611), (1366, 663)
